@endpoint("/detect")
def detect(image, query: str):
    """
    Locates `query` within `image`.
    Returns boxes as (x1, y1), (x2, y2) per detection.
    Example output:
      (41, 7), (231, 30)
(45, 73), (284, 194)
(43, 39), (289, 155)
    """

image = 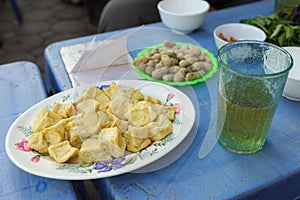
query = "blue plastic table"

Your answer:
(0, 61), (77, 200)
(44, 0), (300, 199)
